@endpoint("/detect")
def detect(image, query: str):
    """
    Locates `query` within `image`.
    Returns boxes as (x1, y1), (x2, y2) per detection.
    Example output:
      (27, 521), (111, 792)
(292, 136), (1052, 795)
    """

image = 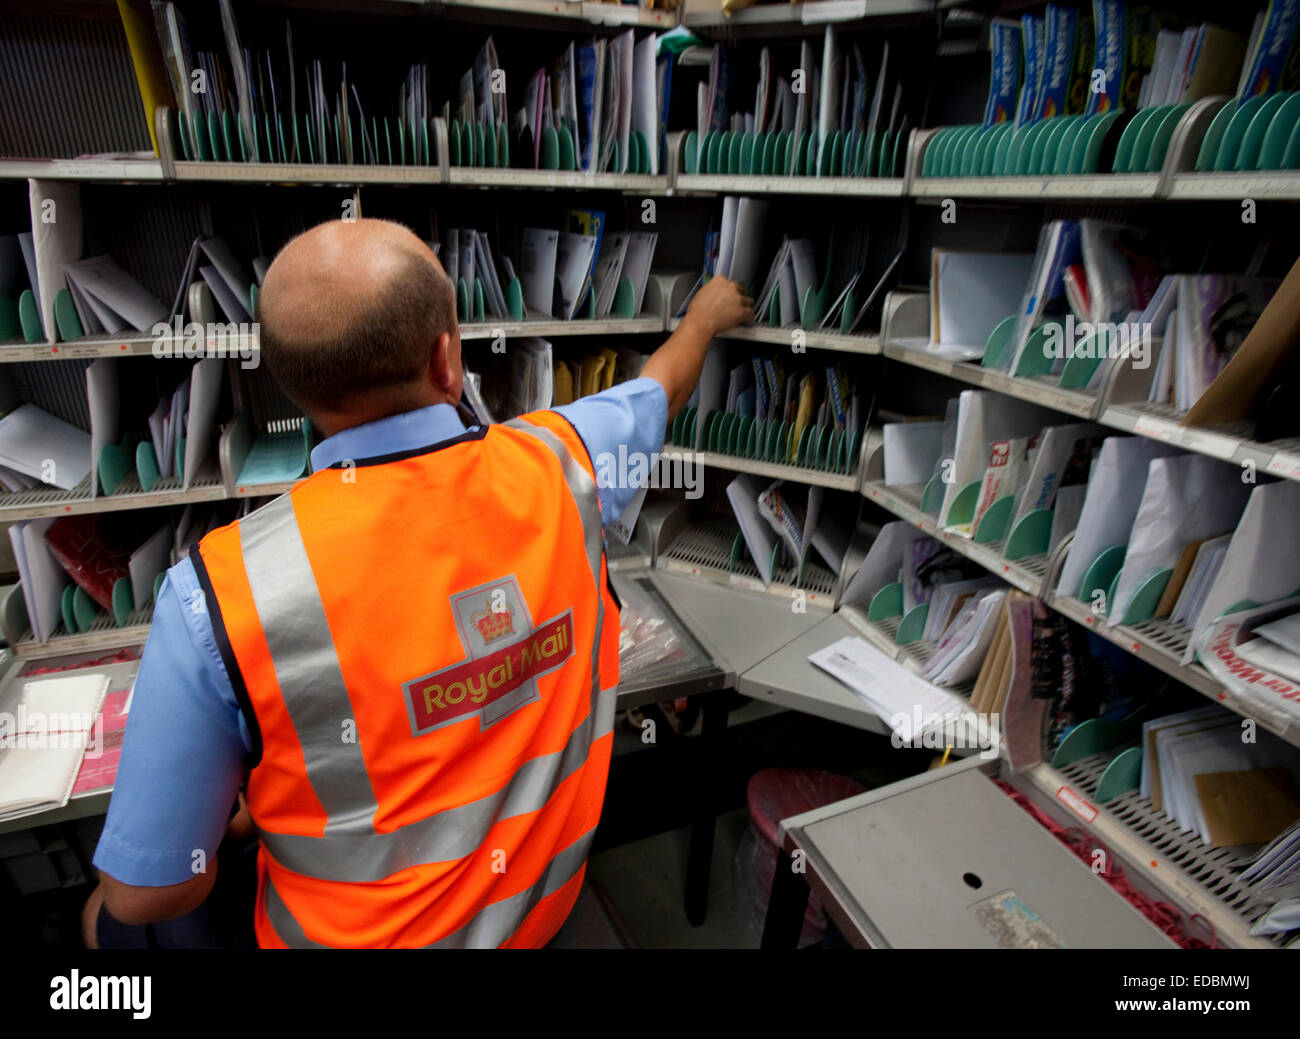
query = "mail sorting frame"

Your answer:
(4, 0), (1300, 941)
